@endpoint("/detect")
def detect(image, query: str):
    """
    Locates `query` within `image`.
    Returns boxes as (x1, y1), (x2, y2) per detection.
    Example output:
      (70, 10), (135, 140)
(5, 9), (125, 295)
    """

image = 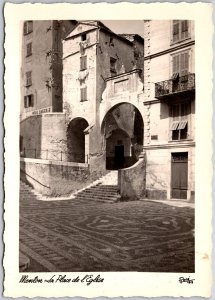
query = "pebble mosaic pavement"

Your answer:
(20, 192), (195, 273)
